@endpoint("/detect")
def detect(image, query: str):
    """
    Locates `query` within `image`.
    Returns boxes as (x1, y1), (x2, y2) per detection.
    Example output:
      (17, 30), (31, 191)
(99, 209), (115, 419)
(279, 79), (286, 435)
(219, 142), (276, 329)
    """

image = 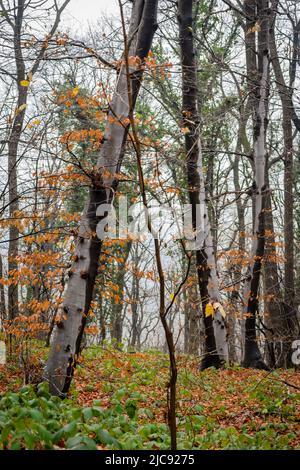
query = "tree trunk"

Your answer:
(242, 0), (270, 370)
(263, 163), (286, 367)
(178, 0), (228, 369)
(187, 283), (200, 356)
(111, 242), (131, 346)
(130, 261), (140, 350)
(269, 3), (299, 367)
(0, 254), (6, 323)
(230, 151), (246, 363)
(45, 0), (158, 396)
